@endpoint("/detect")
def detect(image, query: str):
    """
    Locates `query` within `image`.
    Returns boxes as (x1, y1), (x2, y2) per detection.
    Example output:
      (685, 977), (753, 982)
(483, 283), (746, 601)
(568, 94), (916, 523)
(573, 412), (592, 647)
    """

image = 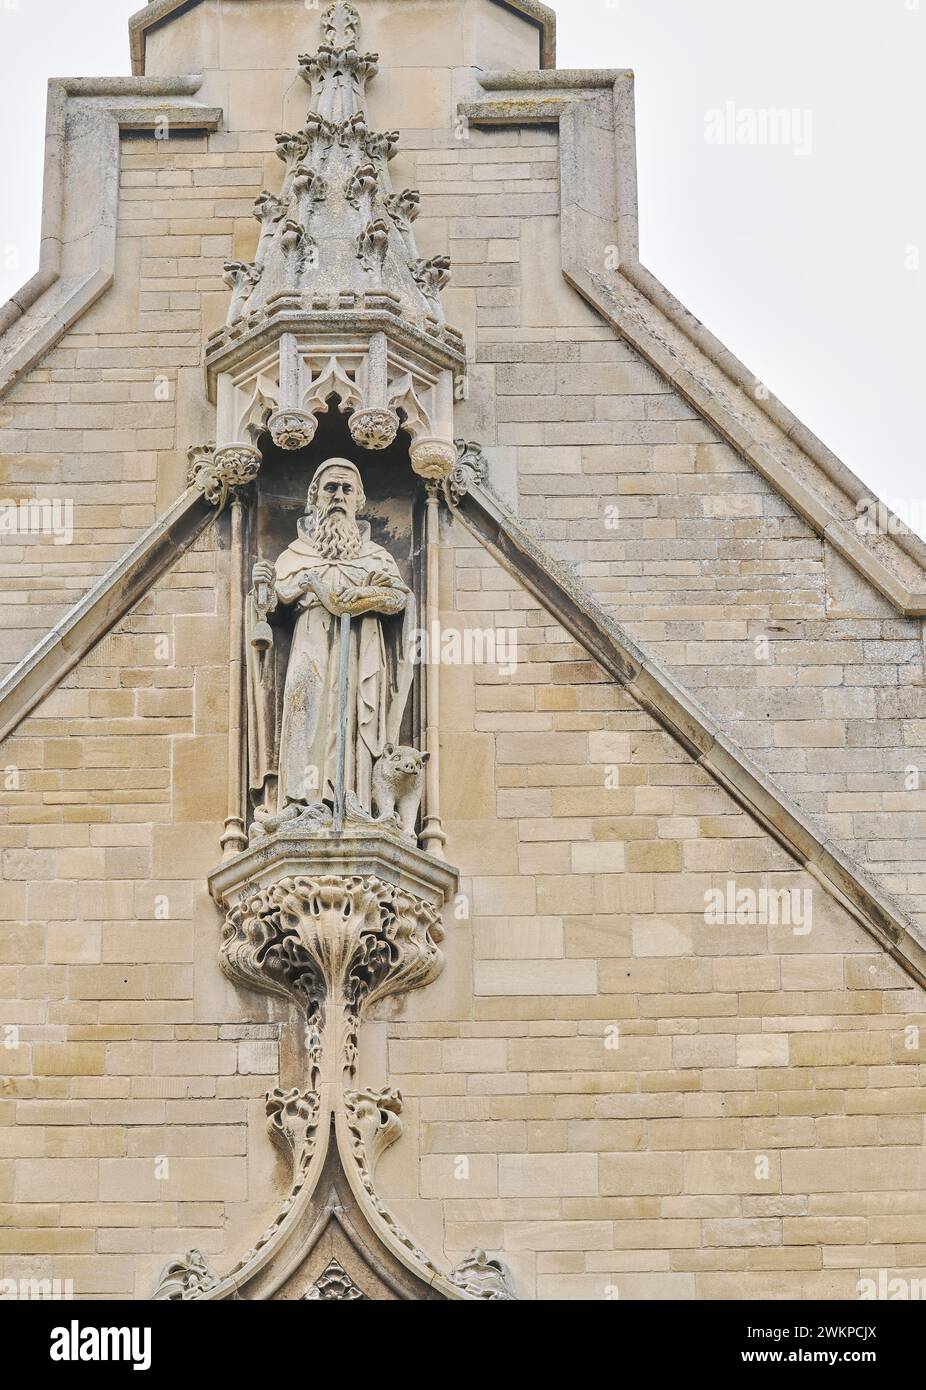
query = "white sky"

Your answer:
(1, 0), (924, 531)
